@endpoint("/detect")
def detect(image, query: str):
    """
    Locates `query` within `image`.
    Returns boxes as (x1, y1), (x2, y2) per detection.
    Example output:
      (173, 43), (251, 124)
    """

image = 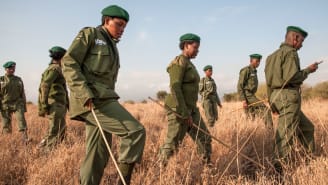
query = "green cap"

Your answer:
(203, 65), (212, 71)
(180, 33), (201, 42)
(101, 5), (129, 22)
(3, 61), (16, 68)
(49, 46), (66, 54)
(249, 54), (262, 59)
(49, 46), (66, 59)
(287, 26), (308, 38)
